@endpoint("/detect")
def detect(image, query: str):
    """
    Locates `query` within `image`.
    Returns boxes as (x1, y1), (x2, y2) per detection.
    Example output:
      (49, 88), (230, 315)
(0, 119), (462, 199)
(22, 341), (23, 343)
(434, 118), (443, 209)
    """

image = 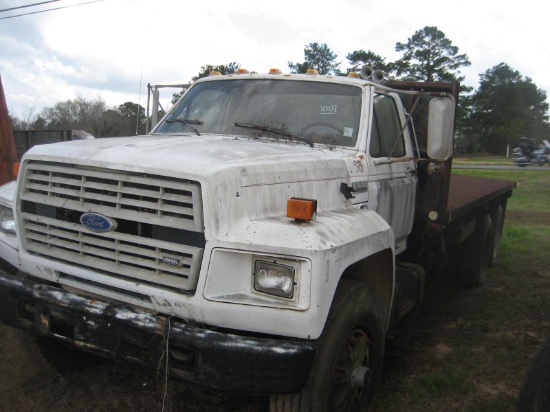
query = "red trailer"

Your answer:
(0, 75), (18, 186)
